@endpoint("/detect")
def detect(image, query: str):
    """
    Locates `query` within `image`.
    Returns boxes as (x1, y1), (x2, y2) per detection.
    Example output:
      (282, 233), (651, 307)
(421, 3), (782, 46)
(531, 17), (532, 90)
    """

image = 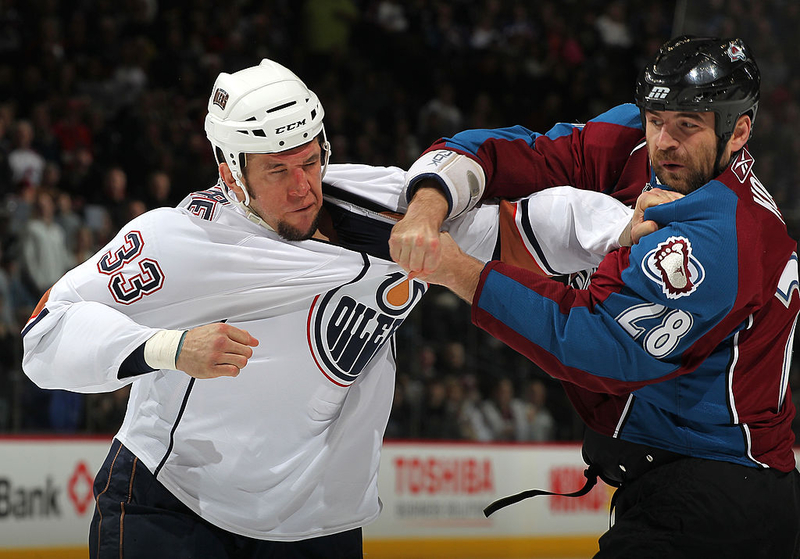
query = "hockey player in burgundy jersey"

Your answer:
(20, 59), (651, 559)
(392, 36), (800, 557)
